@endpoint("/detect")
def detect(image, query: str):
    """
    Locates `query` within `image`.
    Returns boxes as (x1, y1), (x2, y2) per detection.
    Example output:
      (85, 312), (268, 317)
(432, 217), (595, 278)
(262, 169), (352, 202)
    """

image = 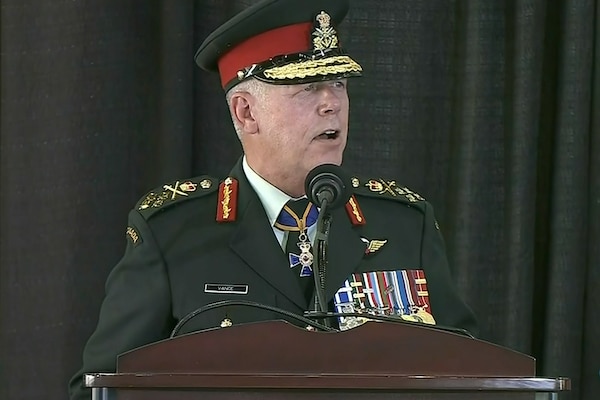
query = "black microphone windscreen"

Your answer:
(304, 164), (352, 209)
